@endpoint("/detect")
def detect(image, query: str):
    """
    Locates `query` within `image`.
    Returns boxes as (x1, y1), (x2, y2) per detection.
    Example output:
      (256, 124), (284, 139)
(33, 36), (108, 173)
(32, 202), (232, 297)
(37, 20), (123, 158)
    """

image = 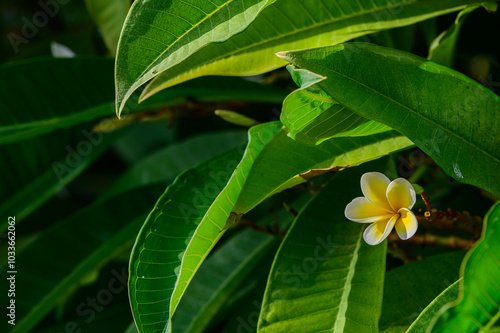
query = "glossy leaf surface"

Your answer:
(142, 0), (483, 100)
(115, 0), (277, 114)
(280, 43), (500, 197)
(258, 164), (387, 333)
